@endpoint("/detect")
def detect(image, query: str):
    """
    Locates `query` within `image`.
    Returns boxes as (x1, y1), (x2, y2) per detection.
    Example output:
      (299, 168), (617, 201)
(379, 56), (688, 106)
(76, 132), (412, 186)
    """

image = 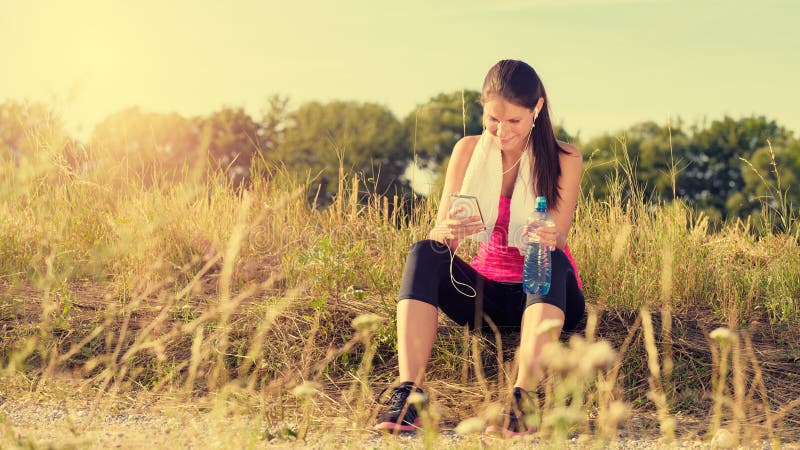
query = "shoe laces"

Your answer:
(388, 384), (415, 410)
(379, 382), (424, 413)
